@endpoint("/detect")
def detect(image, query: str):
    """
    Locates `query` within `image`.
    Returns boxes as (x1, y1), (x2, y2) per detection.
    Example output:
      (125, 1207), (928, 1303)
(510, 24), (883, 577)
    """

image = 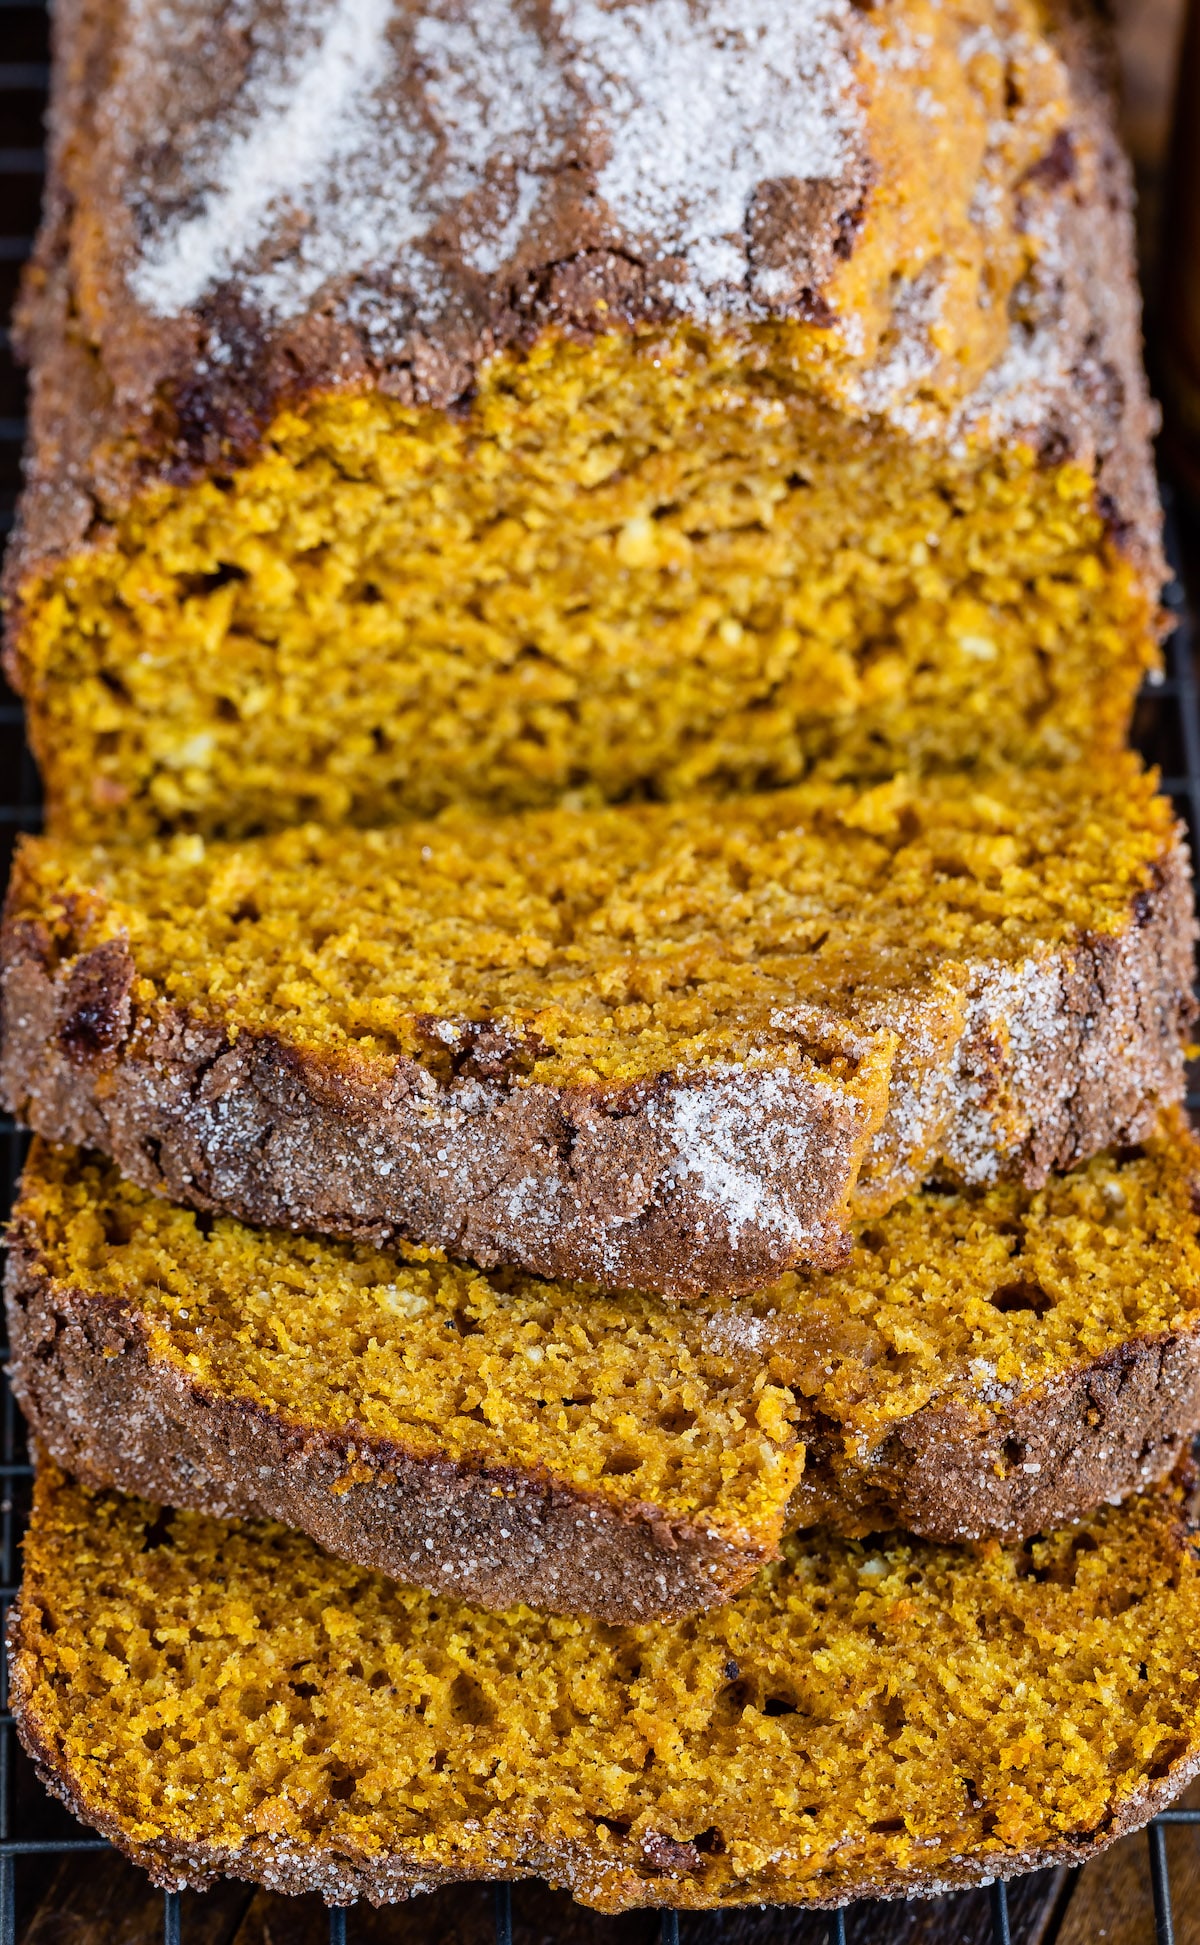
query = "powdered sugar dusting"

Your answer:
(696, 1303), (779, 1362)
(564, 0), (856, 312)
(938, 956), (1070, 1185)
(659, 1063), (858, 1252)
(124, 0), (860, 328)
(131, 0), (396, 314)
(413, 3), (571, 276)
(853, 987), (967, 1204)
(129, 0), (573, 321)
